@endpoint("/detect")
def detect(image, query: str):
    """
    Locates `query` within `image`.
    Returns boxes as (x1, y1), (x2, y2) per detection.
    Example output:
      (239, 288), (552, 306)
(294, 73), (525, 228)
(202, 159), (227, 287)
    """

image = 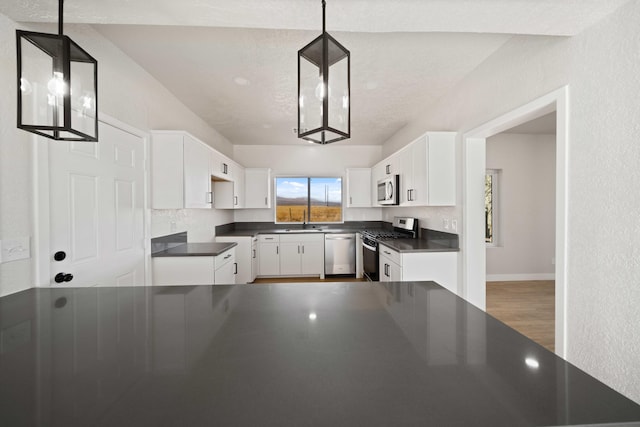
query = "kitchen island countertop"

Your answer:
(151, 241), (237, 257)
(1, 281), (639, 426)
